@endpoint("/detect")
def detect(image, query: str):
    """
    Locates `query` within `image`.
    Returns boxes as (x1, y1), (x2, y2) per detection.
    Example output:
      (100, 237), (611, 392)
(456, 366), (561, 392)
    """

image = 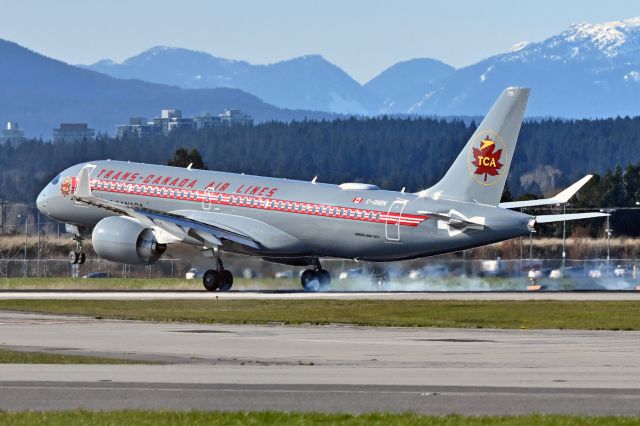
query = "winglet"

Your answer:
(553, 174), (593, 203)
(74, 164), (96, 198)
(499, 175), (593, 209)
